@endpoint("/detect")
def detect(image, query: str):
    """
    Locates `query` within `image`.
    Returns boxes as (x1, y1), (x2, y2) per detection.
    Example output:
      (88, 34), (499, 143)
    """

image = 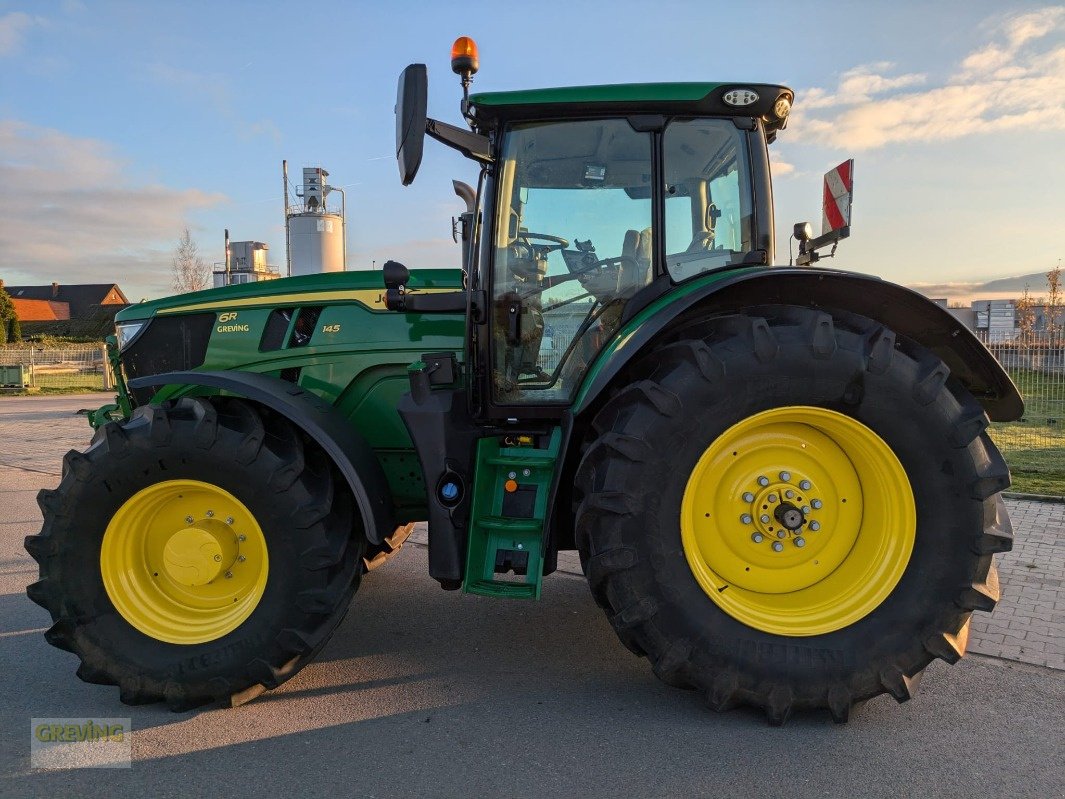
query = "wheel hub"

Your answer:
(161, 519), (239, 587)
